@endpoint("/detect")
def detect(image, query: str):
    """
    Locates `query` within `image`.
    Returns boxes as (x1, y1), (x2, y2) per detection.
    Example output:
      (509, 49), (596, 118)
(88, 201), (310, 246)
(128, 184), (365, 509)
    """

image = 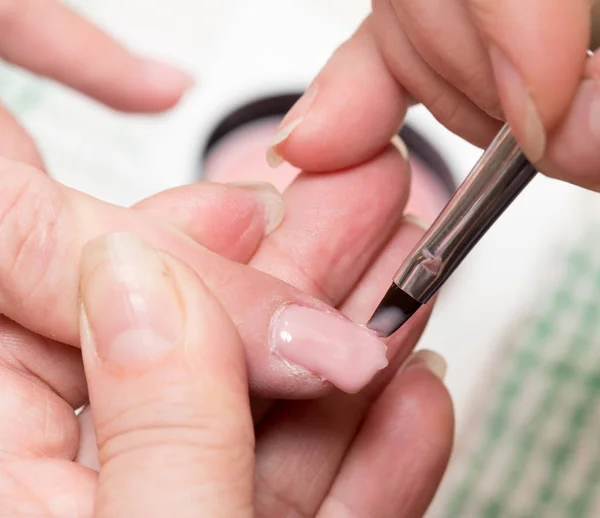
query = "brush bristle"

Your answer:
(367, 284), (421, 337)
